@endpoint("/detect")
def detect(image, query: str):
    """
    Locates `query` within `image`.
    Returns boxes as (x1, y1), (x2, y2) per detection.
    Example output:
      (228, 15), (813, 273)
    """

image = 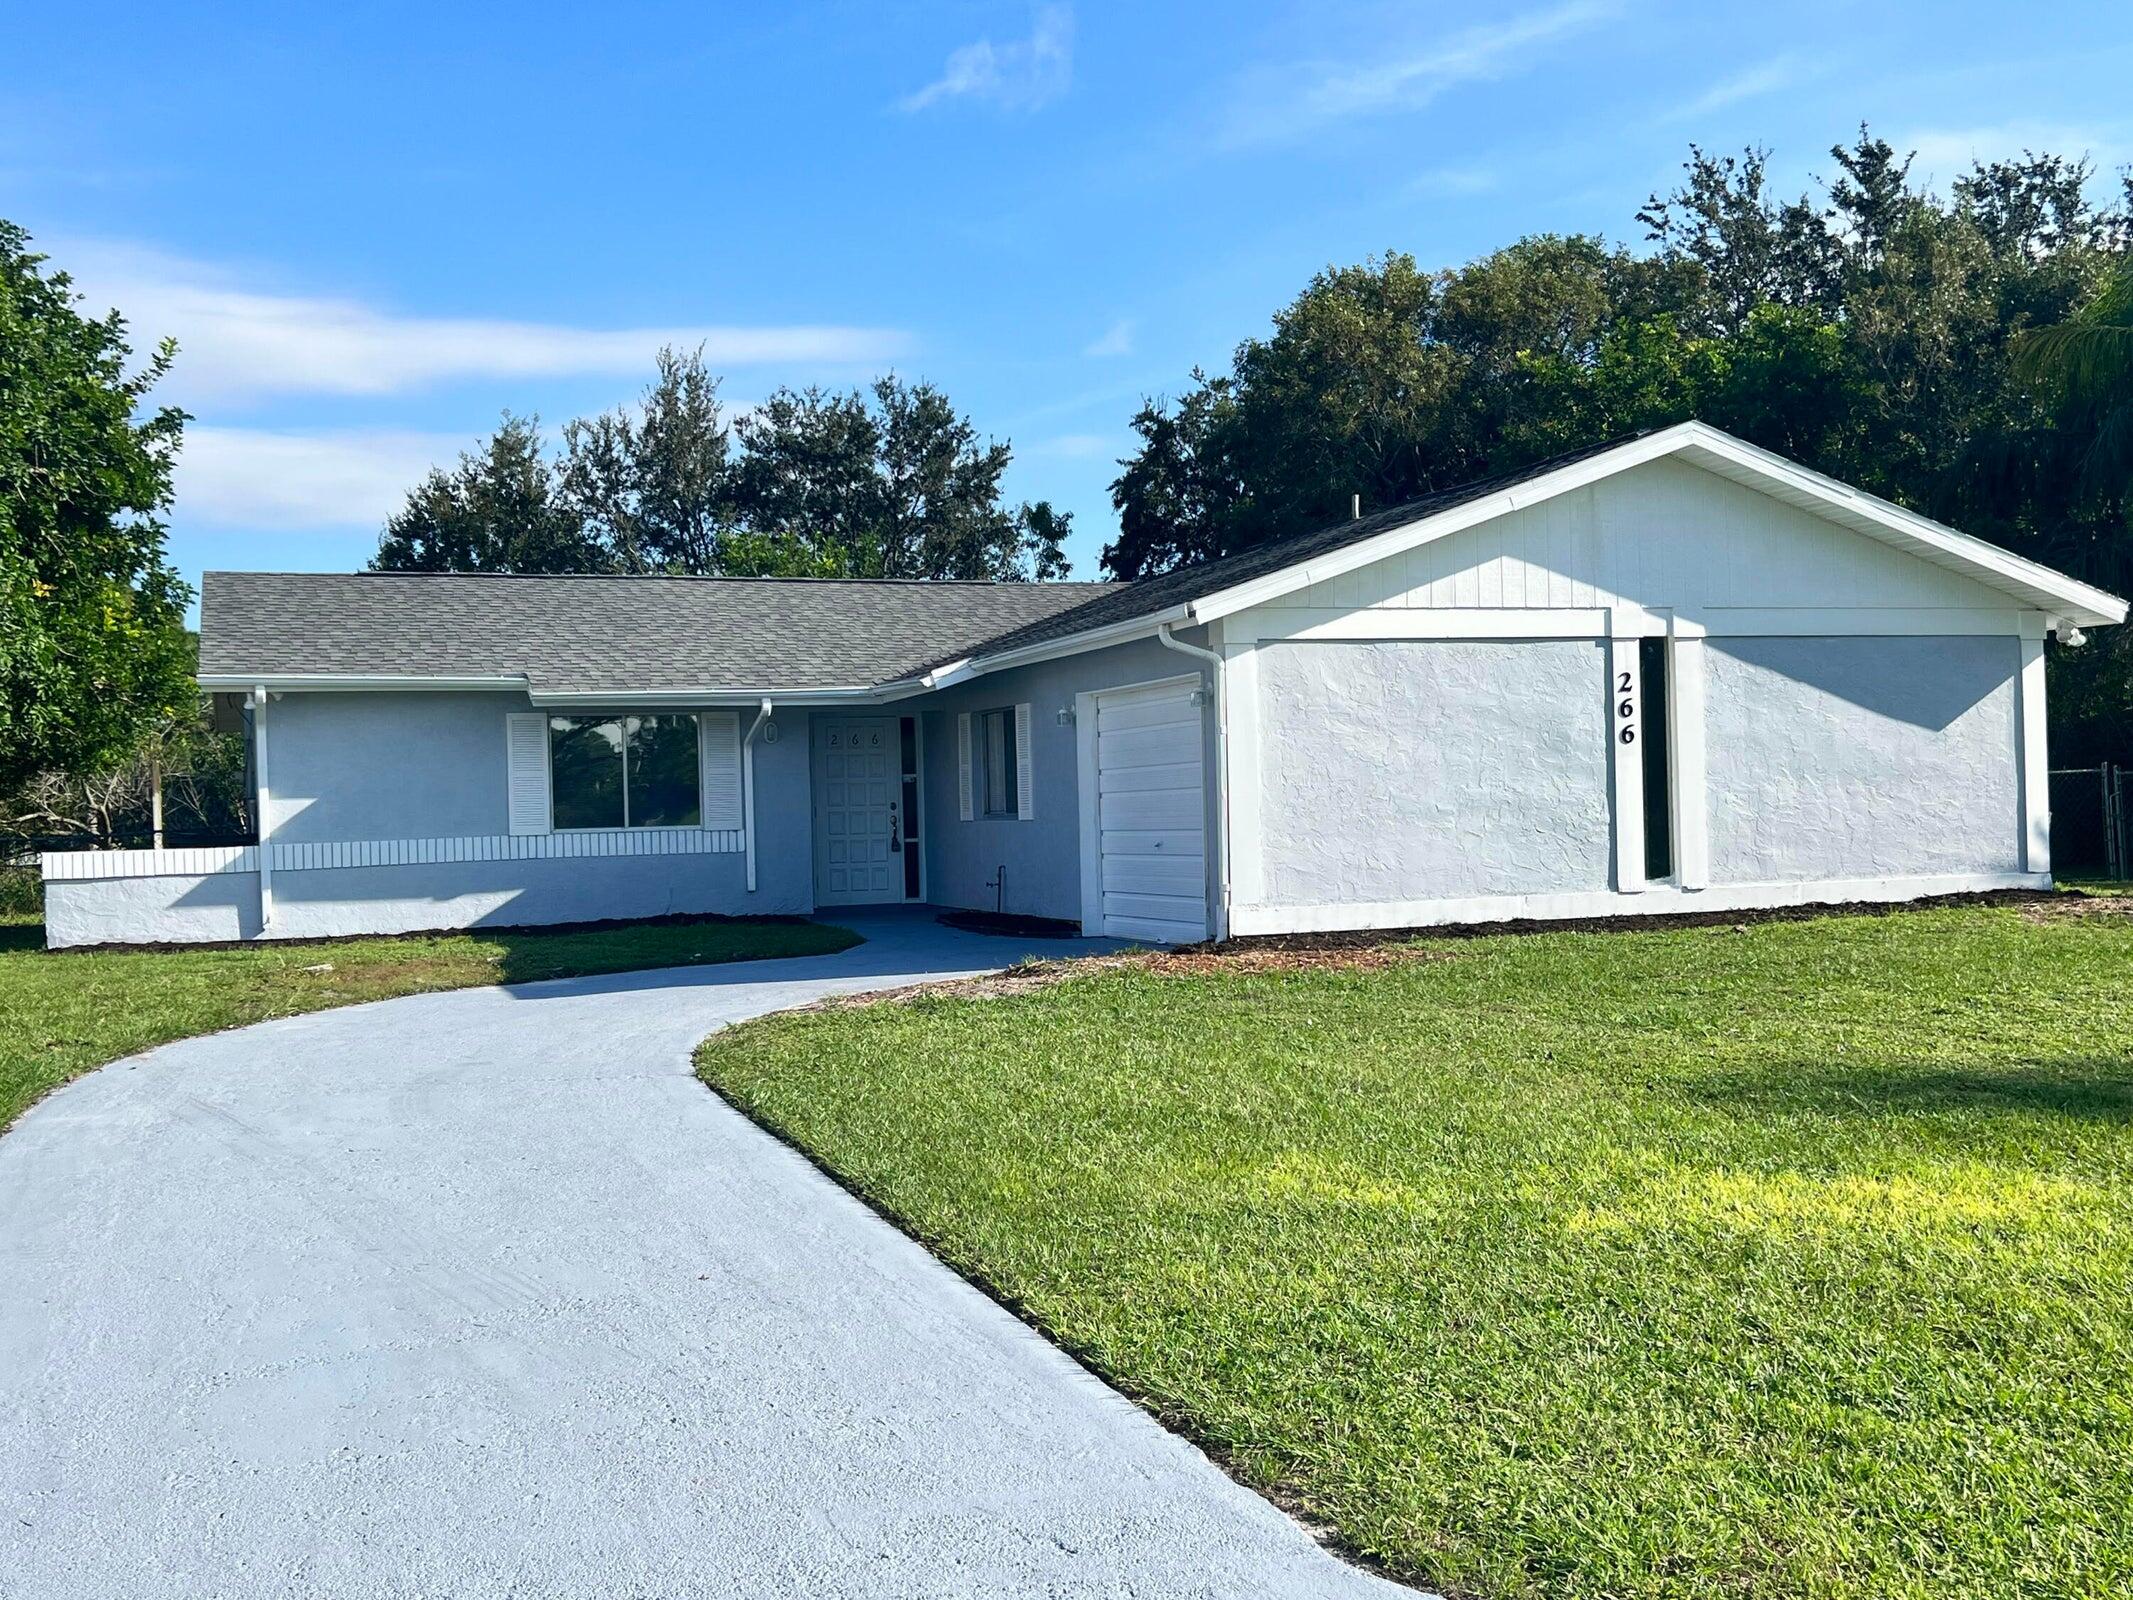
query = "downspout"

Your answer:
(742, 698), (773, 893)
(250, 685), (274, 935)
(1155, 623), (1230, 942)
